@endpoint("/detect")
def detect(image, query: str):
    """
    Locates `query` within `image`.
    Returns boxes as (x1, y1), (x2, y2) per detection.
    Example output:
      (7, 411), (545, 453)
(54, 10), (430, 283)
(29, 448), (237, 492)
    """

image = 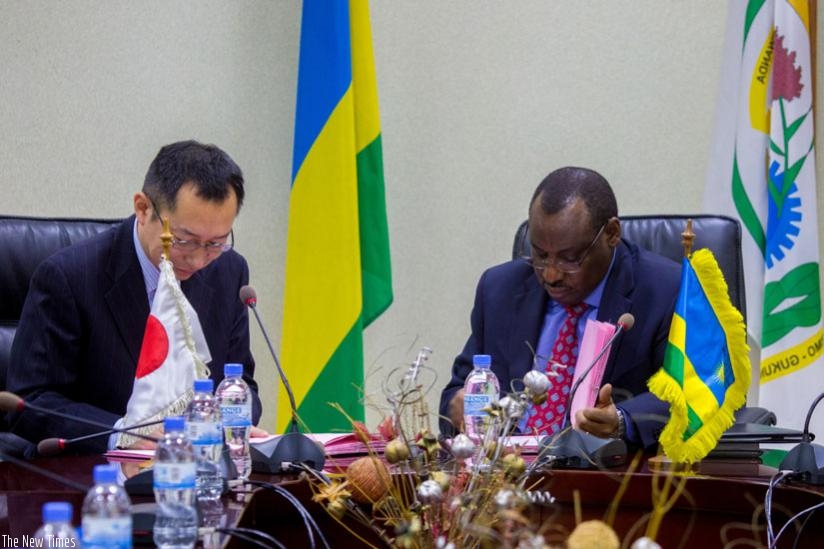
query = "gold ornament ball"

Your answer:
(502, 452), (526, 478)
(384, 438), (410, 464)
(567, 520), (619, 549)
(346, 456), (392, 504)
